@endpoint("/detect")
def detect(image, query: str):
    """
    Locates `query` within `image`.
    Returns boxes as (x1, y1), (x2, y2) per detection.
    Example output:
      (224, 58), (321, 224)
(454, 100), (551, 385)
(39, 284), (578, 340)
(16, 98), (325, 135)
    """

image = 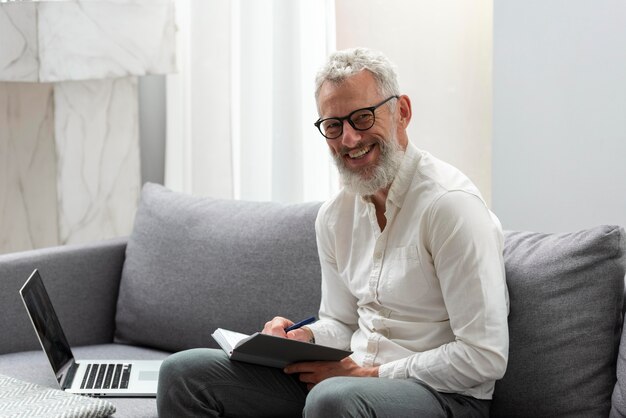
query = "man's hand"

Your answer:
(262, 316), (314, 342)
(283, 357), (379, 390)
